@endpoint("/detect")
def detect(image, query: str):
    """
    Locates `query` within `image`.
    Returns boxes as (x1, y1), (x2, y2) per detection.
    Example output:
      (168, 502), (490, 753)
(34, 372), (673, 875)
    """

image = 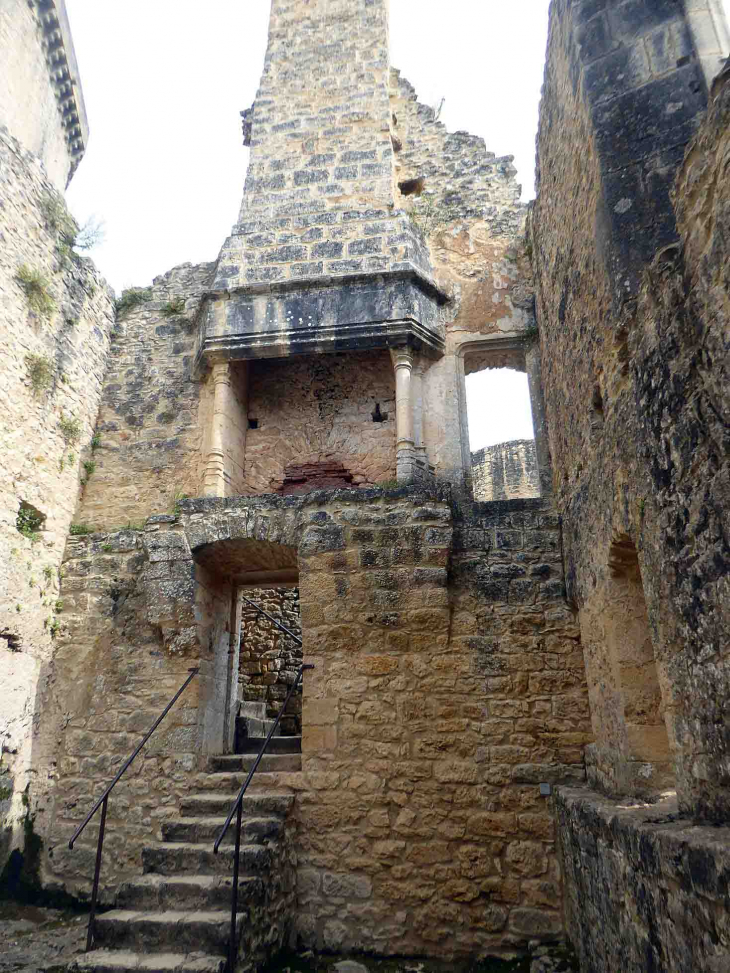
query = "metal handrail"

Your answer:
(214, 659), (312, 973)
(69, 666), (199, 951)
